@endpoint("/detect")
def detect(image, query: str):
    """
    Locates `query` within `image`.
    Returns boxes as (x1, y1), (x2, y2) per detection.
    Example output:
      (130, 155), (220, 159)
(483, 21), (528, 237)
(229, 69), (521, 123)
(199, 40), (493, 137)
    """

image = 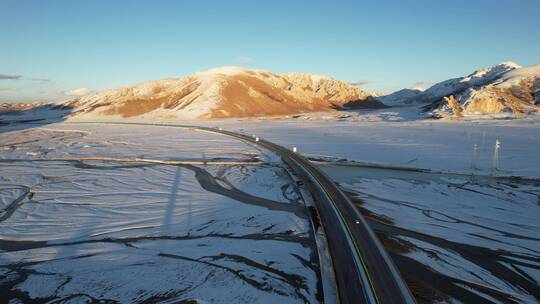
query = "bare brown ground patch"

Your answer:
(465, 87), (526, 114)
(164, 81), (201, 109)
(461, 78), (540, 115)
(444, 95), (463, 117)
(102, 81), (201, 117)
(509, 78), (535, 105)
(104, 98), (165, 117)
(212, 74), (332, 118)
